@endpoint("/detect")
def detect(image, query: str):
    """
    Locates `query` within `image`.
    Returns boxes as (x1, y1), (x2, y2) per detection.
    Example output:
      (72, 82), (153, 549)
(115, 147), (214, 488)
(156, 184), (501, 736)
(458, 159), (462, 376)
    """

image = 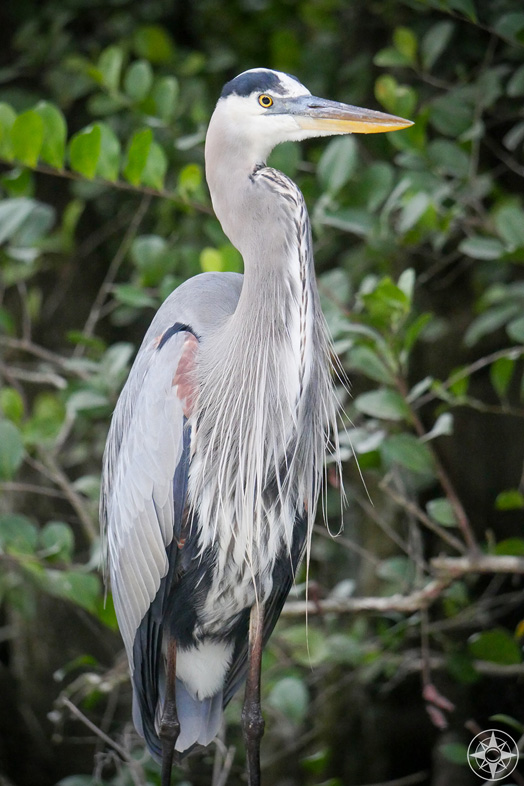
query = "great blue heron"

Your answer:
(101, 68), (411, 786)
